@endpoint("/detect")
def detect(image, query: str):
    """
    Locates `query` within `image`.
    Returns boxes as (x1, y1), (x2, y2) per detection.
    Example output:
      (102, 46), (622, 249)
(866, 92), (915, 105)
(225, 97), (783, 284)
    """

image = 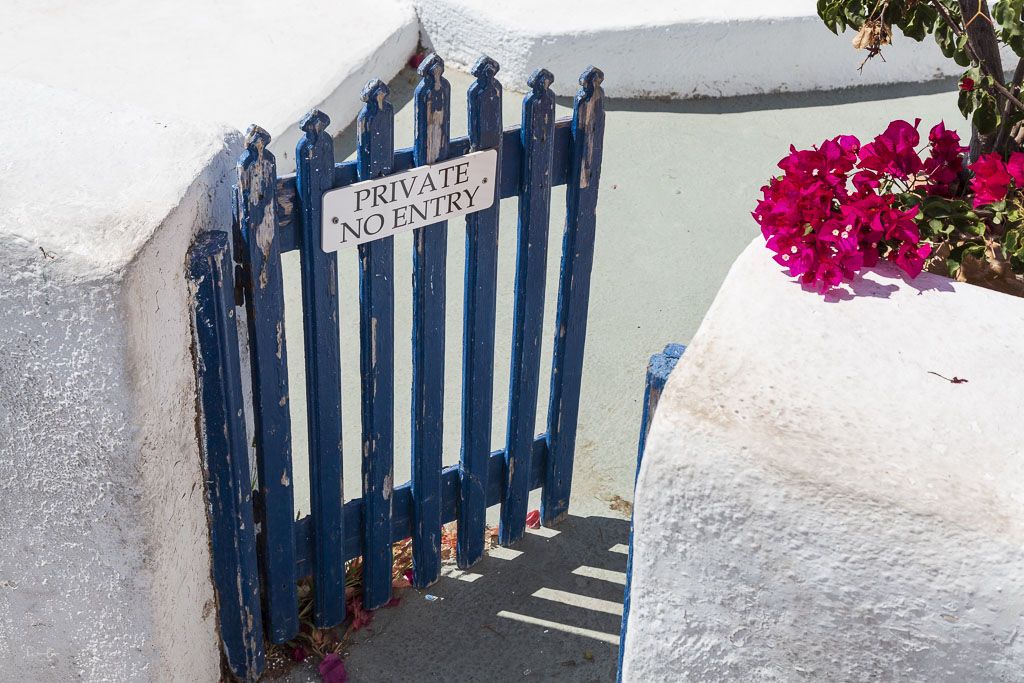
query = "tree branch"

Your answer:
(995, 57), (1024, 152)
(930, 0), (1023, 156)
